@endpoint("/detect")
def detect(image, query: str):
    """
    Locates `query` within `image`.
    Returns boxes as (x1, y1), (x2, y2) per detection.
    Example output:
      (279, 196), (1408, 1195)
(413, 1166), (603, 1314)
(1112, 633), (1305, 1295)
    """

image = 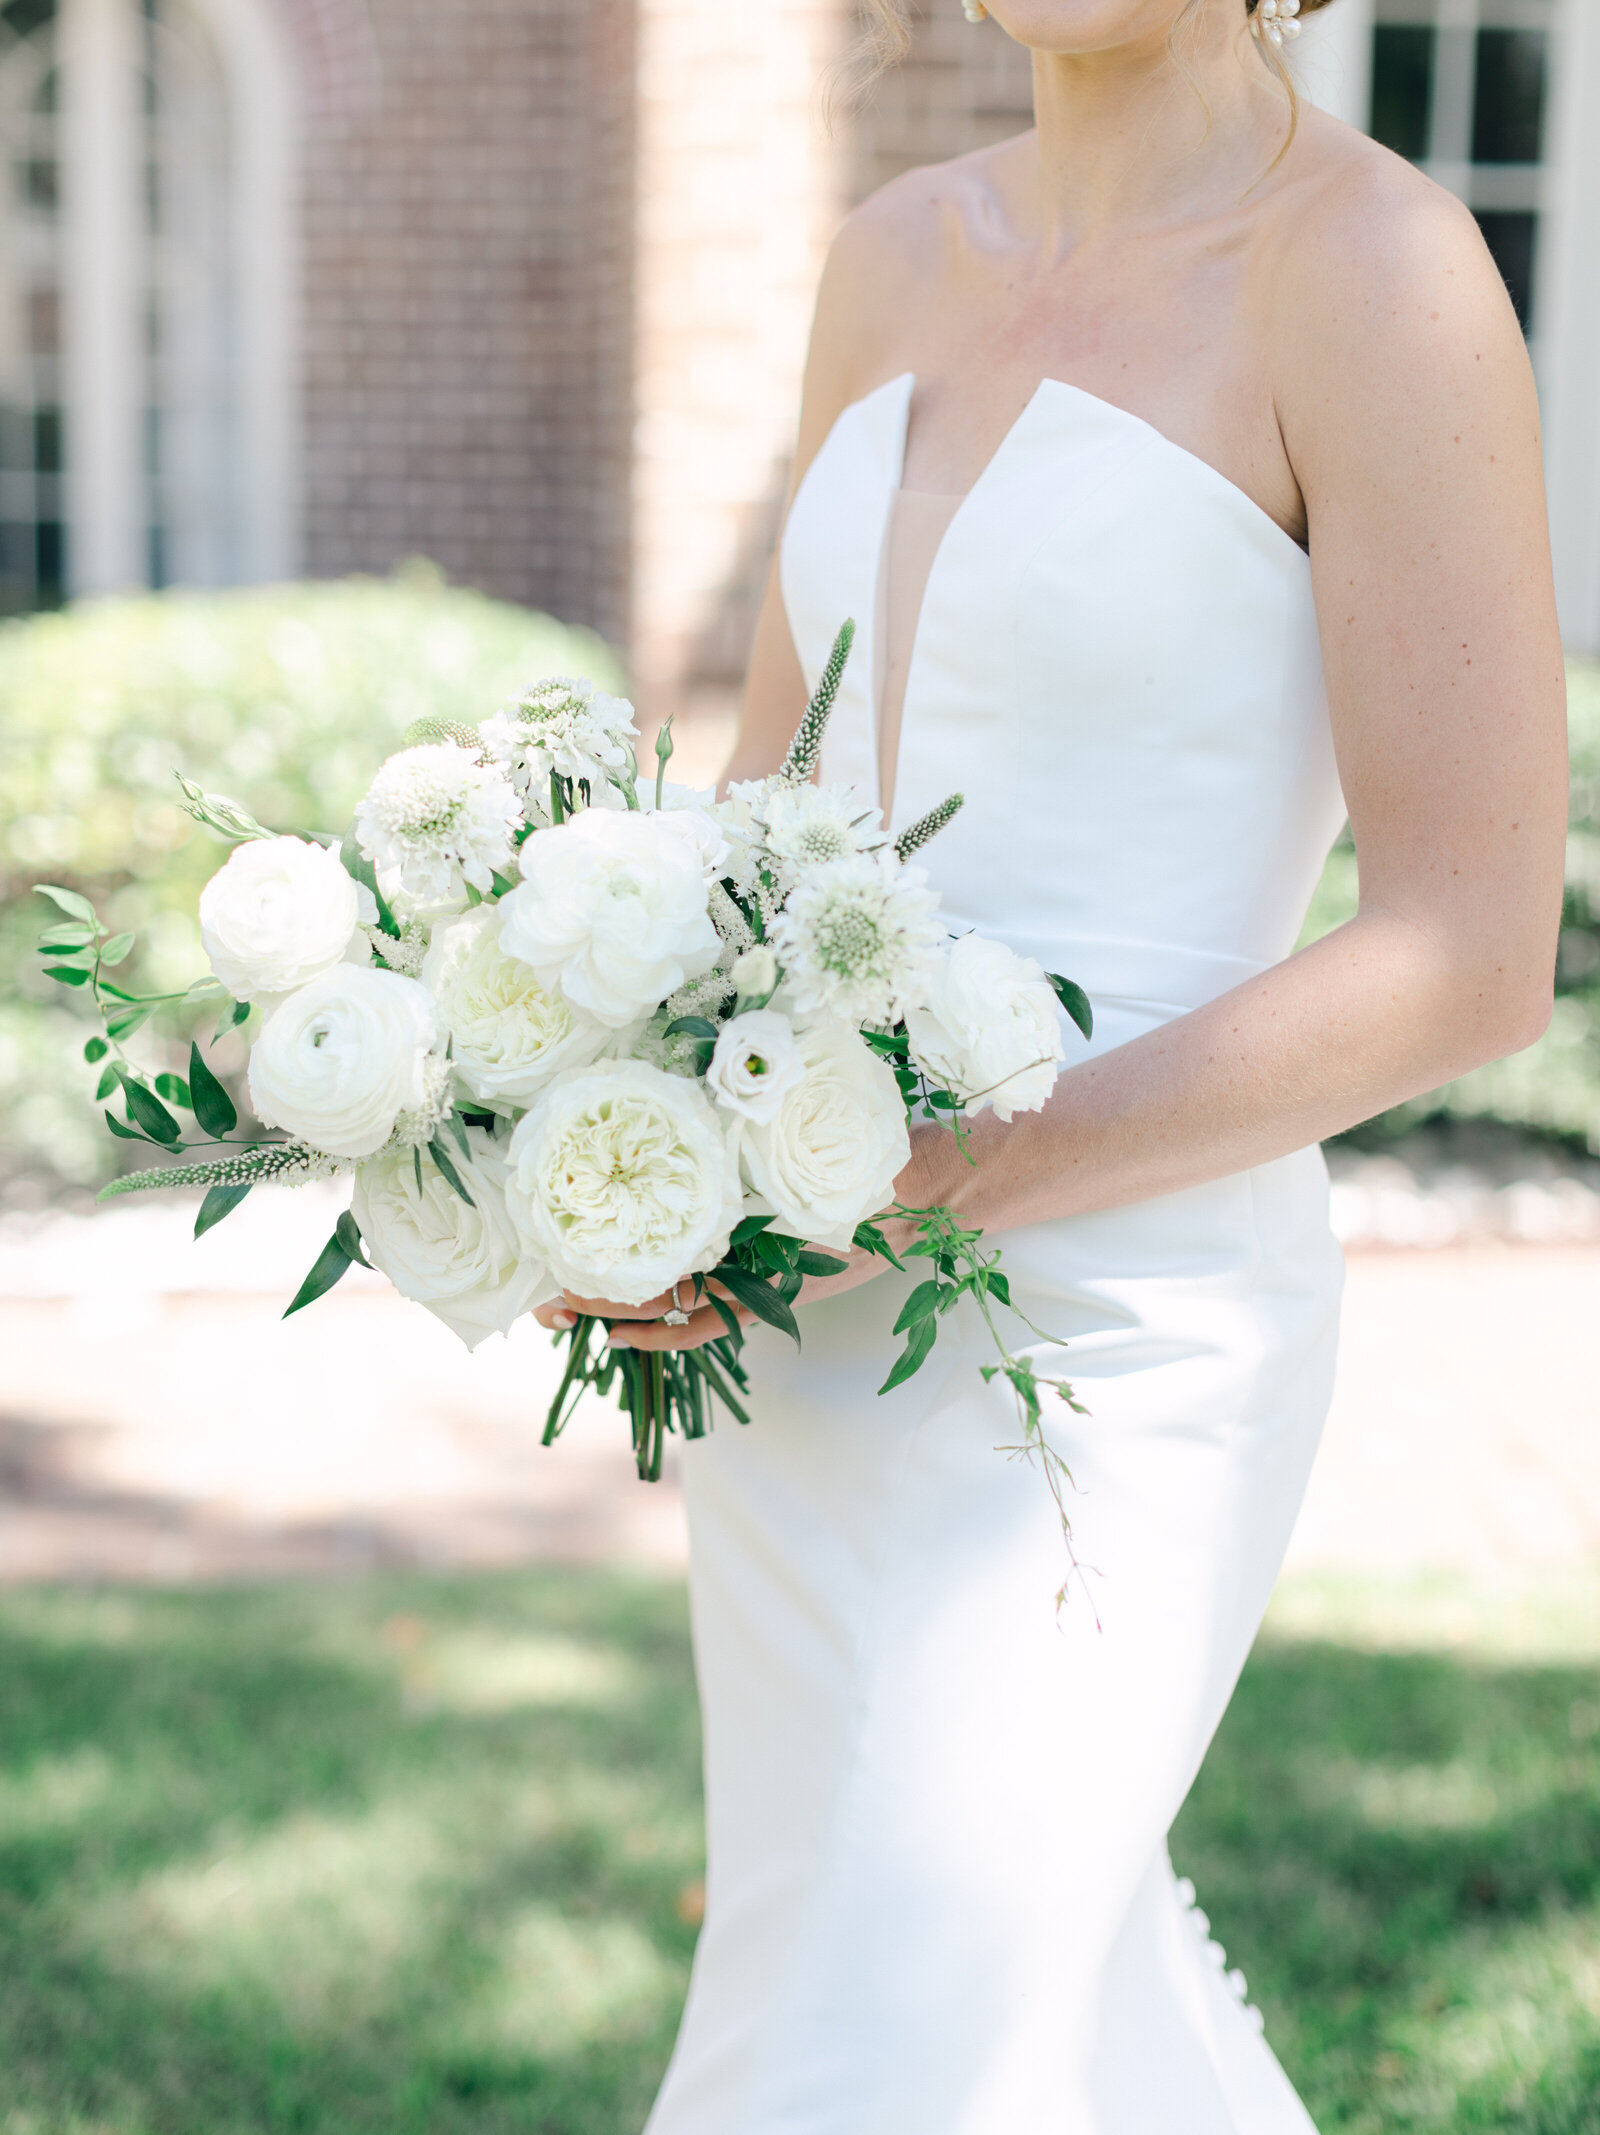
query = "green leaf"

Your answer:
(83, 1036), (108, 1063)
(43, 964), (92, 986)
(730, 1213), (775, 1246)
(215, 997), (251, 1040)
(713, 1263), (801, 1347)
(795, 1249), (849, 1277)
(33, 884), (97, 923)
(104, 1109), (159, 1143)
(118, 1074), (182, 1145)
(283, 1230), (354, 1318)
(891, 1279), (943, 1336)
(105, 1001), (157, 1041)
(852, 1219), (905, 1270)
(985, 1270), (1012, 1309)
(427, 1136), (475, 1207)
(98, 932), (136, 967)
(154, 1073), (192, 1108)
(707, 1292), (744, 1345)
(339, 832), (400, 938)
(922, 1089), (962, 1110)
(413, 1145), (424, 1194)
(195, 1183), (252, 1238)
(447, 1109), (471, 1158)
(878, 1312), (938, 1395)
(94, 1064), (119, 1101)
(752, 1229), (797, 1274)
(1047, 973), (1094, 1042)
(187, 1041), (238, 1137)
(39, 921), (95, 949)
(335, 1210), (373, 1269)
(490, 869), (518, 898)
(36, 939), (95, 963)
(863, 1029), (907, 1058)
(663, 1015), (719, 1043)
